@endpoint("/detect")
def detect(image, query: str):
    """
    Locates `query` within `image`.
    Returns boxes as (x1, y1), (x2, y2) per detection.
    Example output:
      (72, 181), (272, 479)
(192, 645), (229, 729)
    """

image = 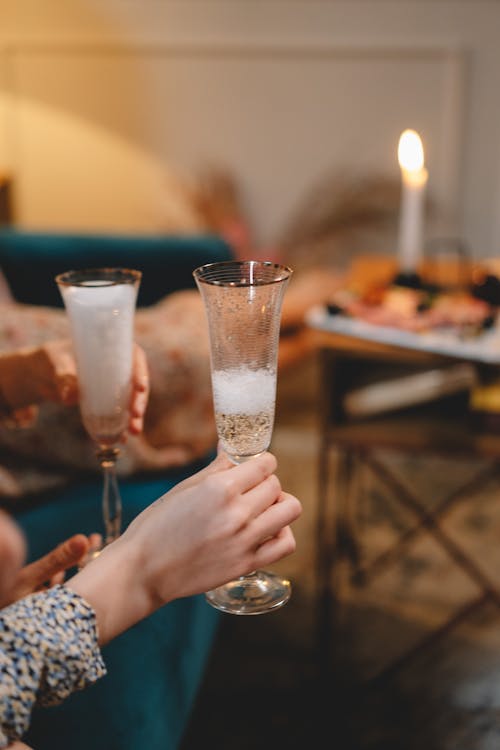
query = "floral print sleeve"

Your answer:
(0, 584), (106, 747)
